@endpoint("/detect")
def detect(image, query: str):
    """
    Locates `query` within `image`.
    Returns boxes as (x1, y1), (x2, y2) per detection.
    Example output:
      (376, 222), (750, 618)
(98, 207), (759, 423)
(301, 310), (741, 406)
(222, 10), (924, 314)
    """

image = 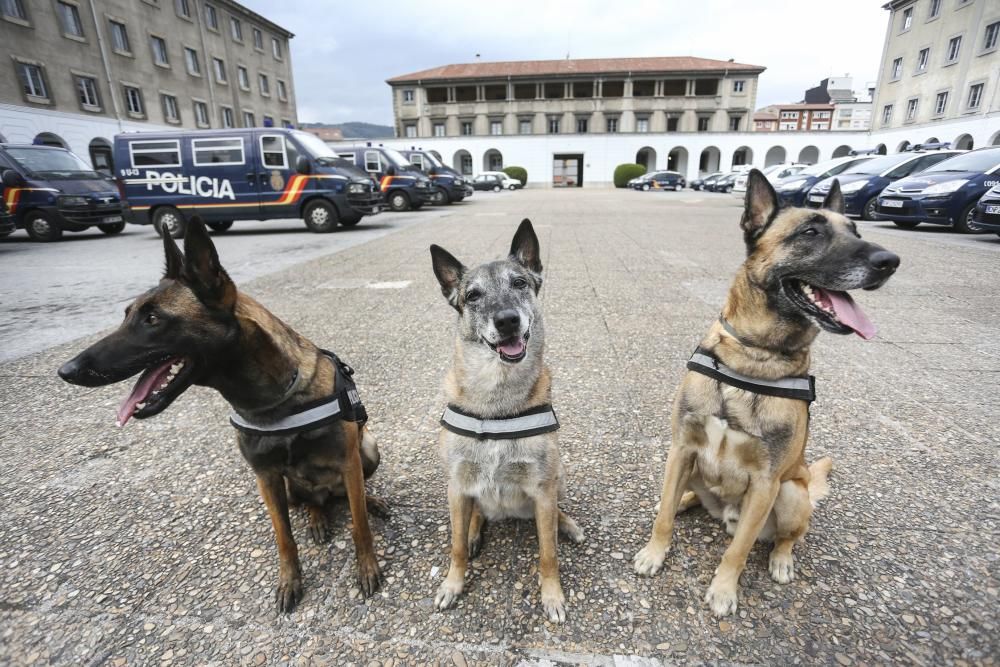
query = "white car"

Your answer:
(480, 171), (523, 190)
(732, 163), (808, 195)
